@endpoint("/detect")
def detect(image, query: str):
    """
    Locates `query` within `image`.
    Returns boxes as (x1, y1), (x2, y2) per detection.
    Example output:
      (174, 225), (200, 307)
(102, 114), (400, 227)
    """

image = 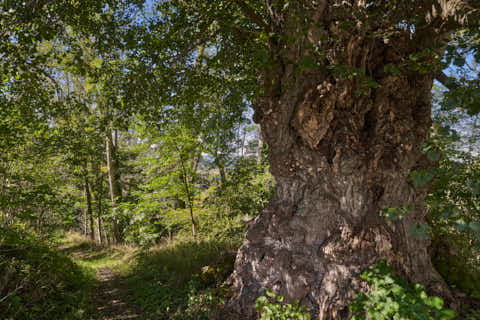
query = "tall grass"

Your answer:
(126, 238), (240, 319)
(0, 227), (94, 320)
(60, 232), (137, 275)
